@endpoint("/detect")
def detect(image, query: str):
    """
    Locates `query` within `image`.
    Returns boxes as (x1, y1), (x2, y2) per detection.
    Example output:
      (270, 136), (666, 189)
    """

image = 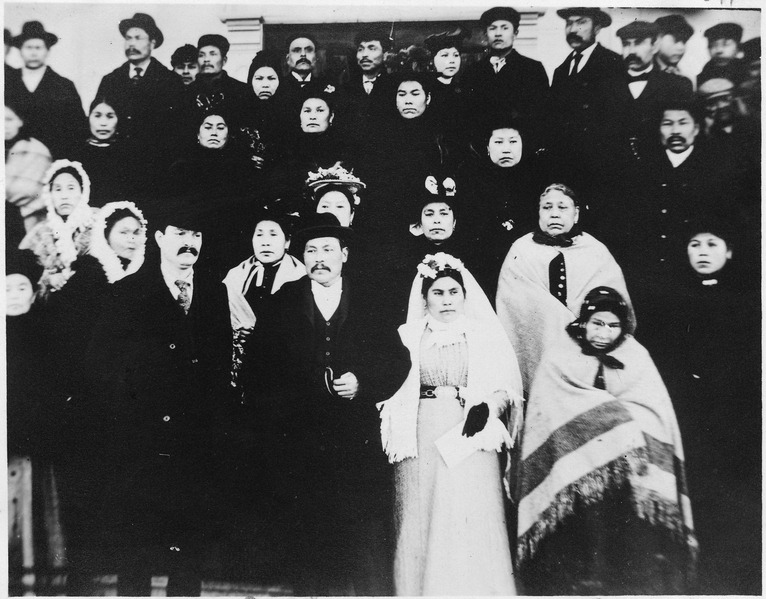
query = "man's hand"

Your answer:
(333, 372), (359, 400)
